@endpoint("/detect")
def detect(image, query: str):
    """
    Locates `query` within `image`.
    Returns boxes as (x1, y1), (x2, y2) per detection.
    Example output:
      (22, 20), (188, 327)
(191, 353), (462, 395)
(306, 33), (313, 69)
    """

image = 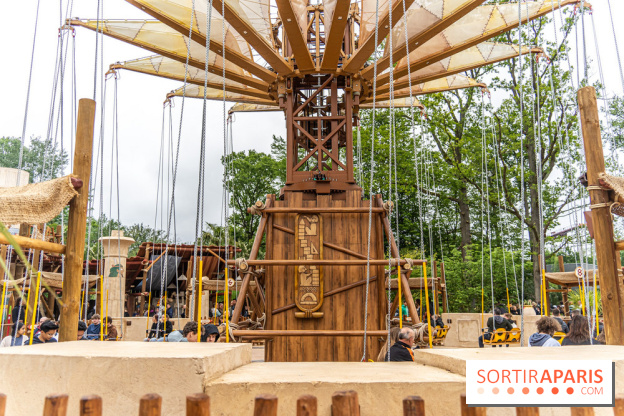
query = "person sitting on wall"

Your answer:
(561, 315), (593, 346)
(528, 316), (561, 347)
(105, 317), (118, 341)
(31, 320), (59, 344)
(167, 321), (200, 342)
(85, 314), (102, 340)
(478, 308), (513, 348)
(389, 327), (416, 362)
(201, 324), (220, 342)
(77, 321), (88, 340)
(551, 308), (569, 334)
(146, 314), (173, 341)
(0, 322), (27, 347)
